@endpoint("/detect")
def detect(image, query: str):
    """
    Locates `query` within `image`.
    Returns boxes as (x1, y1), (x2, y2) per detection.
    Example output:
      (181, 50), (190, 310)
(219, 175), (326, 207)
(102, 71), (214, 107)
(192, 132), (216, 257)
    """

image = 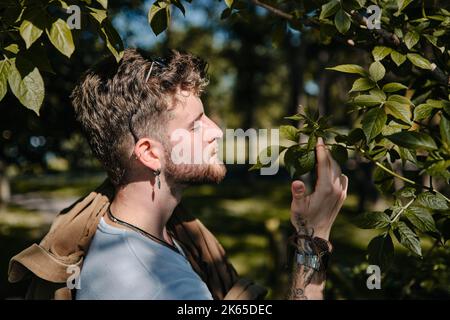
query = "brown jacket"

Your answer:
(8, 179), (267, 300)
